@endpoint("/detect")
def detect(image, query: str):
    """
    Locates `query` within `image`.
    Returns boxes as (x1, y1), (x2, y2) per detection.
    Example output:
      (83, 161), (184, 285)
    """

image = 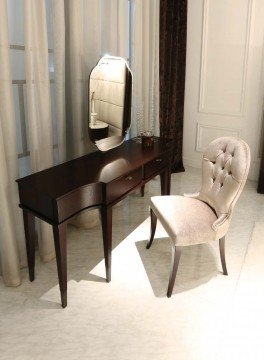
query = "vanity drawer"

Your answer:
(106, 168), (142, 204)
(56, 183), (102, 223)
(144, 153), (169, 179)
